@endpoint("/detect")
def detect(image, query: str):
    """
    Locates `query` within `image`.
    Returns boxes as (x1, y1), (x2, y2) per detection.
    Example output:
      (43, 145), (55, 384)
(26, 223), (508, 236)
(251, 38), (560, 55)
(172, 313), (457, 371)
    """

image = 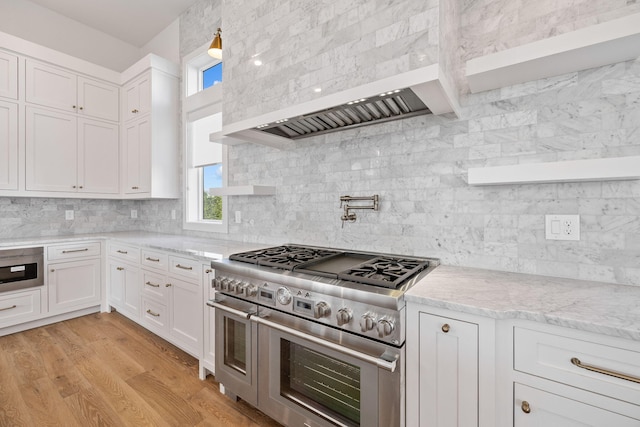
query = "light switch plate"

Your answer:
(65, 210), (74, 220)
(131, 209), (138, 219)
(545, 214), (580, 241)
